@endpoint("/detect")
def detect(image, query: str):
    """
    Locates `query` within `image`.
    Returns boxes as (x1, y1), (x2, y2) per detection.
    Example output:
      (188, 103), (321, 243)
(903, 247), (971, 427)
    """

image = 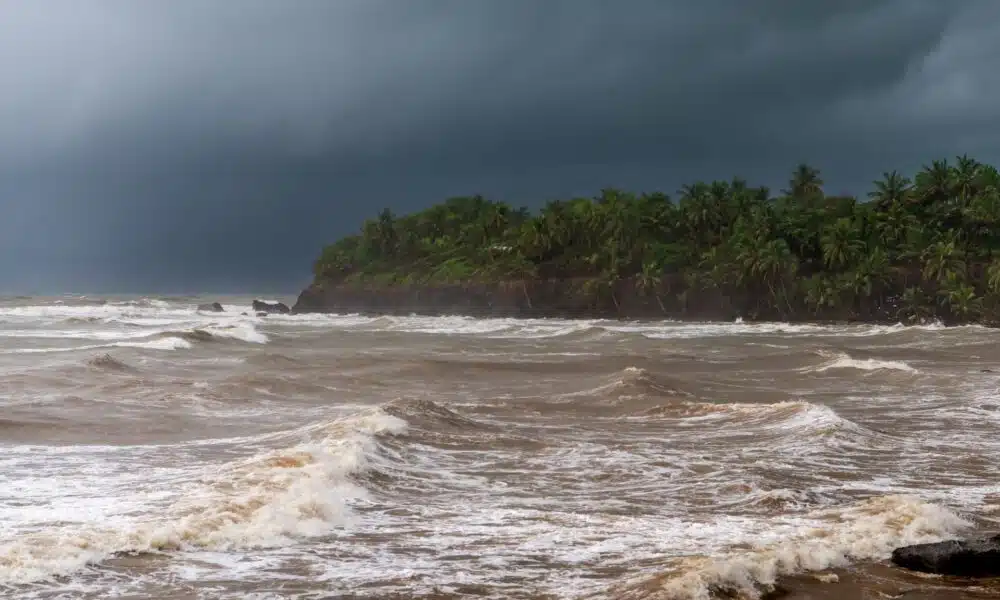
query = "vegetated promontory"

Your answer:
(293, 157), (1000, 324)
